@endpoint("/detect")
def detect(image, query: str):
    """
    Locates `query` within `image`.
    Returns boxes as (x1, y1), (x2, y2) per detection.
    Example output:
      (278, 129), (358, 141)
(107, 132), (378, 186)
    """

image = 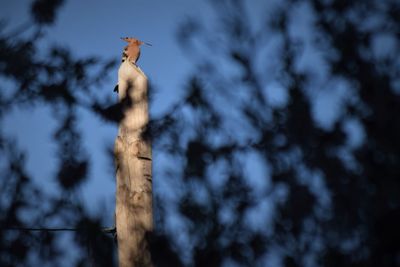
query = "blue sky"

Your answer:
(0, 0), (361, 228)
